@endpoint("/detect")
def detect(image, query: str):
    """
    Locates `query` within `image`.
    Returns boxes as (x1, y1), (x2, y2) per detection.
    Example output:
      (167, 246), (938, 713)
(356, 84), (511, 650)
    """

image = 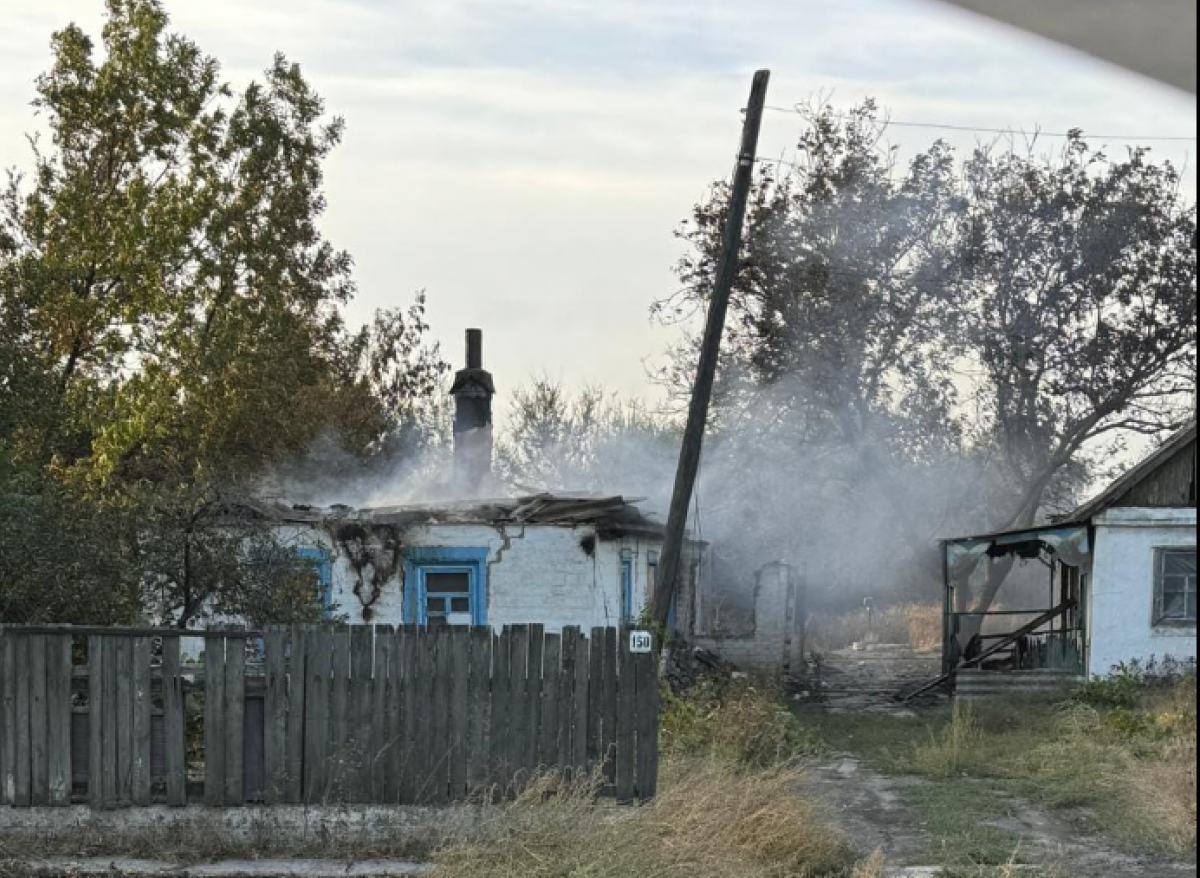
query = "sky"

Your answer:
(0, 0), (1196, 409)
